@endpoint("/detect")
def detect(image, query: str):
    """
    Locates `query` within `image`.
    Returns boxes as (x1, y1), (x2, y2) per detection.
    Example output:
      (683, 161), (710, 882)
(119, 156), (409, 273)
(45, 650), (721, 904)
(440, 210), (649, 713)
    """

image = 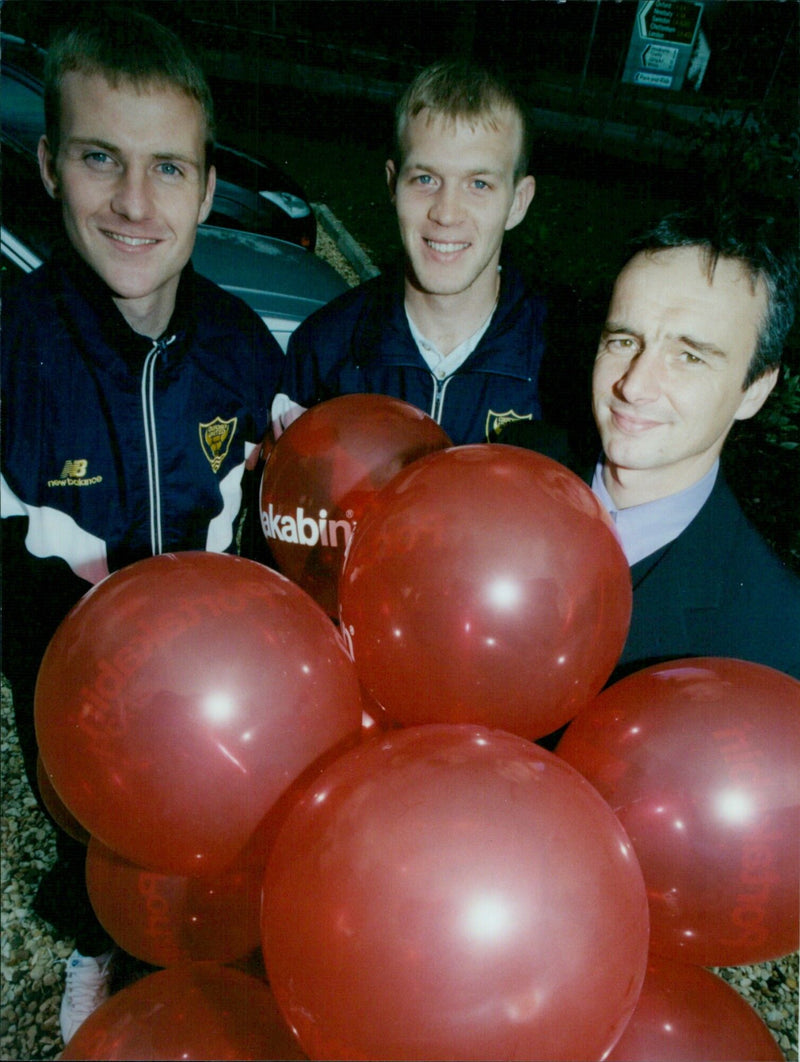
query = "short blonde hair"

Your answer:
(394, 59), (531, 182)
